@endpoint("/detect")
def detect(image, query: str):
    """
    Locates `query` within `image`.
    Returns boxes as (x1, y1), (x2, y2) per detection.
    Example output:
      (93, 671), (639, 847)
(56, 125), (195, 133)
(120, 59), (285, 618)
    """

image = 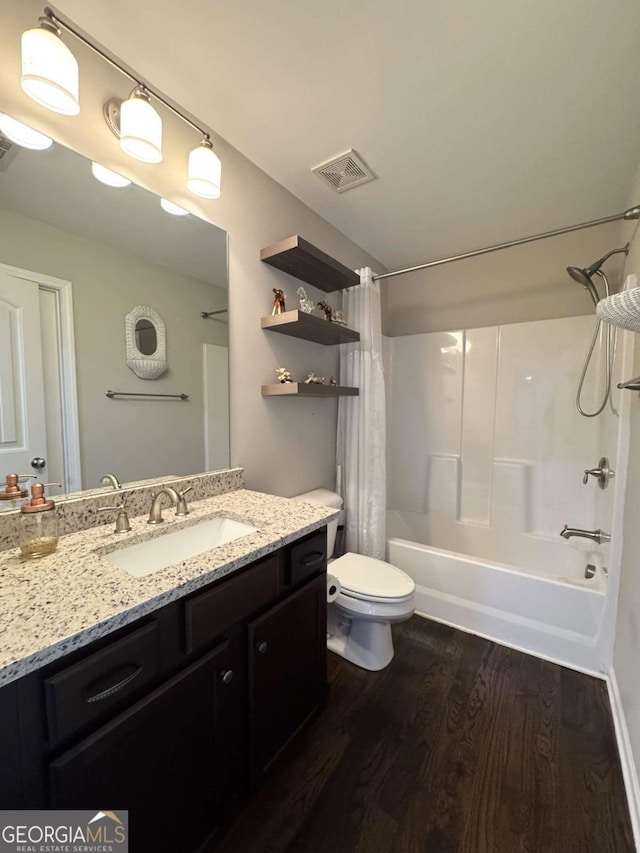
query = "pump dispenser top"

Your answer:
(21, 482), (56, 513)
(0, 474), (32, 501)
